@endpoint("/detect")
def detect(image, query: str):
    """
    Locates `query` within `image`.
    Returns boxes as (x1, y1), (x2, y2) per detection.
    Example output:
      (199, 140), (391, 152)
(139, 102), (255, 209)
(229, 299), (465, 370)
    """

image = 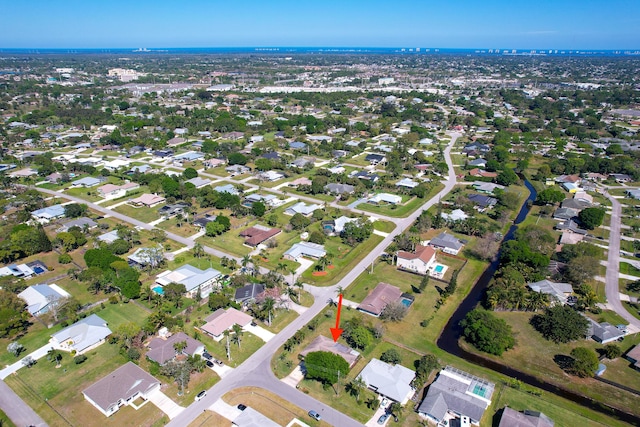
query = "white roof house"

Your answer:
(71, 176), (102, 187)
(396, 178), (419, 189)
(214, 184), (240, 195)
(258, 170), (285, 182)
(156, 265), (221, 299)
(357, 358), (415, 404)
(31, 204), (66, 223)
(185, 177), (212, 188)
(368, 193), (402, 205)
(283, 242), (326, 262)
(441, 209), (469, 222)
(51, 314), (112, 354)
(18, 284), (71, 316)
(284, 202), (322, 216)
(528, 280), (573, 305)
